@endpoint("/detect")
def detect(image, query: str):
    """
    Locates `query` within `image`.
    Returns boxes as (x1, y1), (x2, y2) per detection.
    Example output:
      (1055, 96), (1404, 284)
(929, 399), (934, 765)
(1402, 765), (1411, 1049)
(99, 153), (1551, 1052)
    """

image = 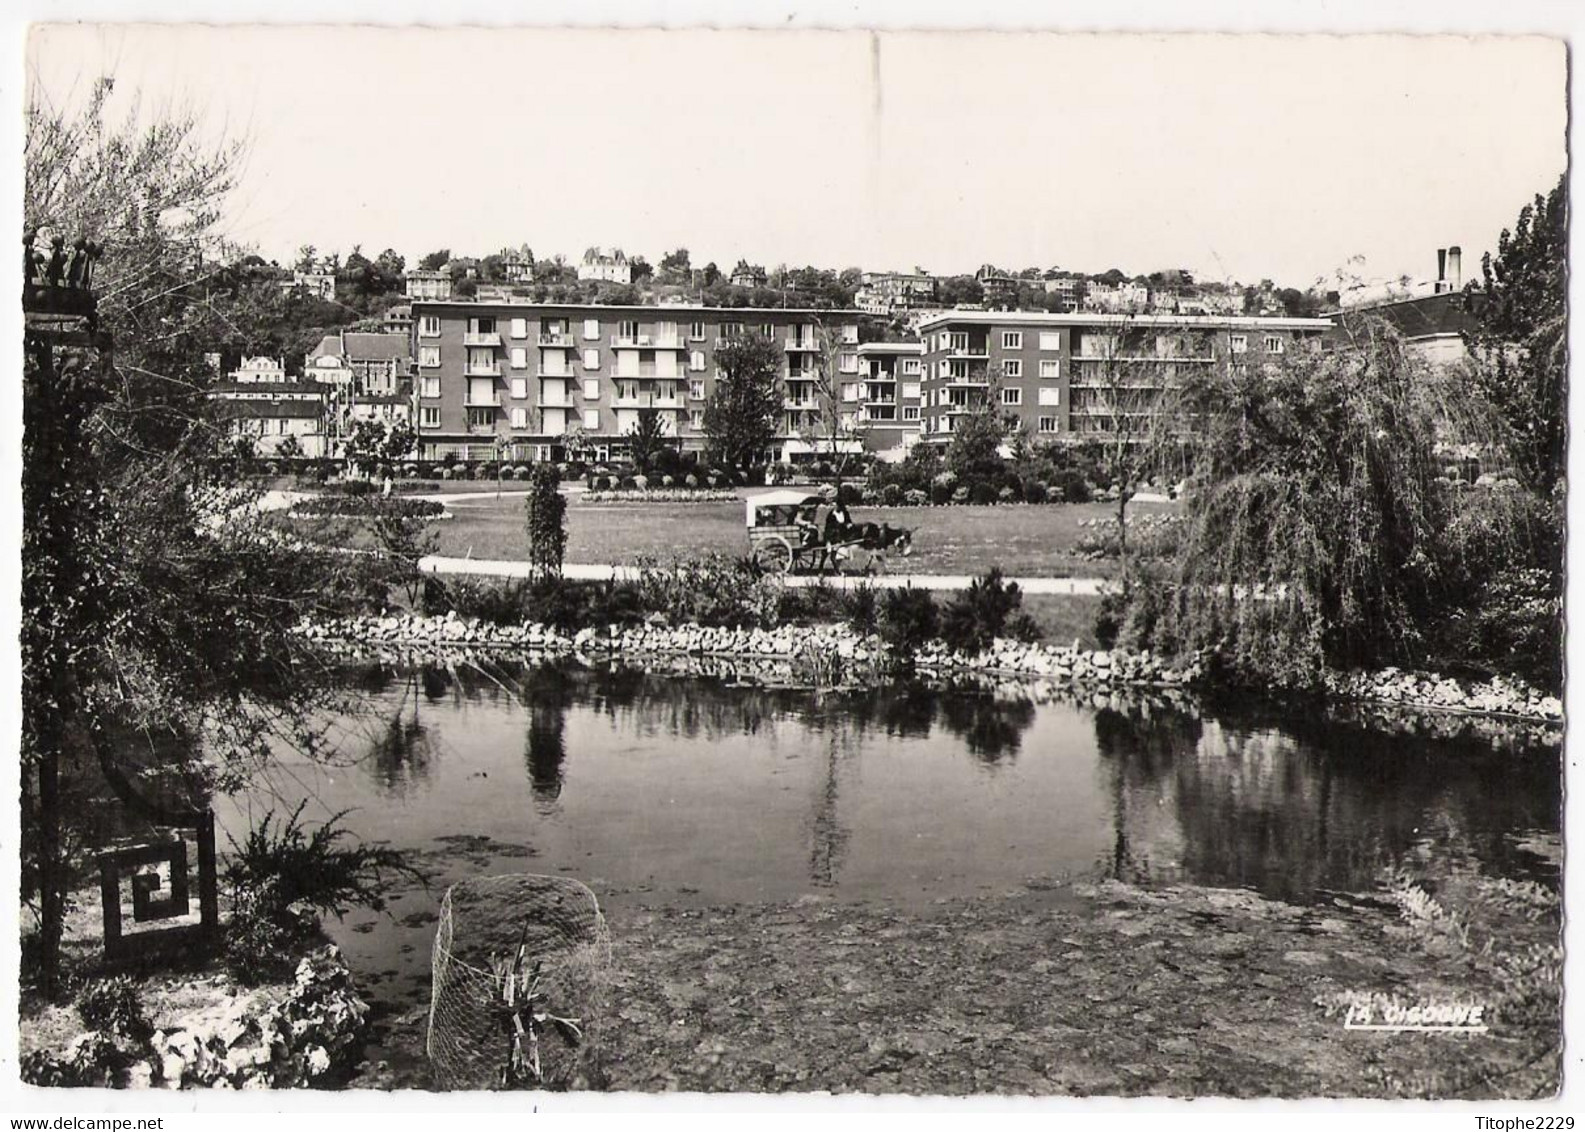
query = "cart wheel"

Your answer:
(754, 538), (793, 575)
